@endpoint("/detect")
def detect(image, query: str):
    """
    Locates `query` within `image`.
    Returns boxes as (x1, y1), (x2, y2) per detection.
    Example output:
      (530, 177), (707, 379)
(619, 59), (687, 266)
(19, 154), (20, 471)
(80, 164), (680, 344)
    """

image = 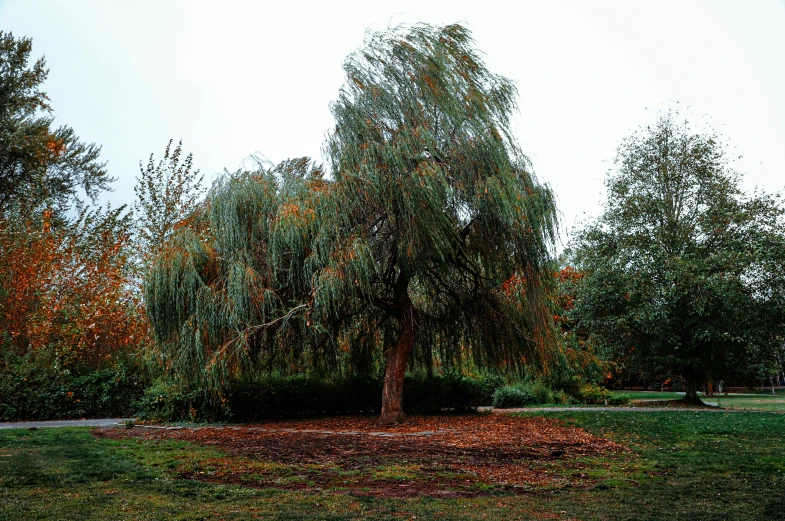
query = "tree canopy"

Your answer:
(134, 139), (205, 254)
(0, 32), (112, 218)
(144, 24), (559, 423)
(0, 32), (142, 375)
(568, 110), (785, 402)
